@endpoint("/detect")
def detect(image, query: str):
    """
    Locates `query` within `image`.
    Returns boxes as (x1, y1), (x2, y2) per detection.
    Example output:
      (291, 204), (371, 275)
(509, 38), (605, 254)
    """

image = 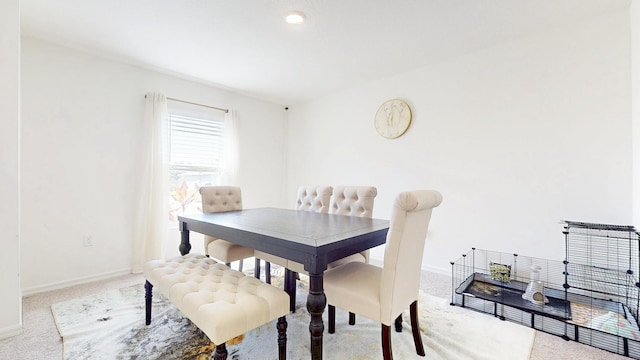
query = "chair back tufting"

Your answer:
(295, 185), (333, 213)
(329, 186), (377, 218)
(200, 186), (242, 213)
(199, 186), (243, 256)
